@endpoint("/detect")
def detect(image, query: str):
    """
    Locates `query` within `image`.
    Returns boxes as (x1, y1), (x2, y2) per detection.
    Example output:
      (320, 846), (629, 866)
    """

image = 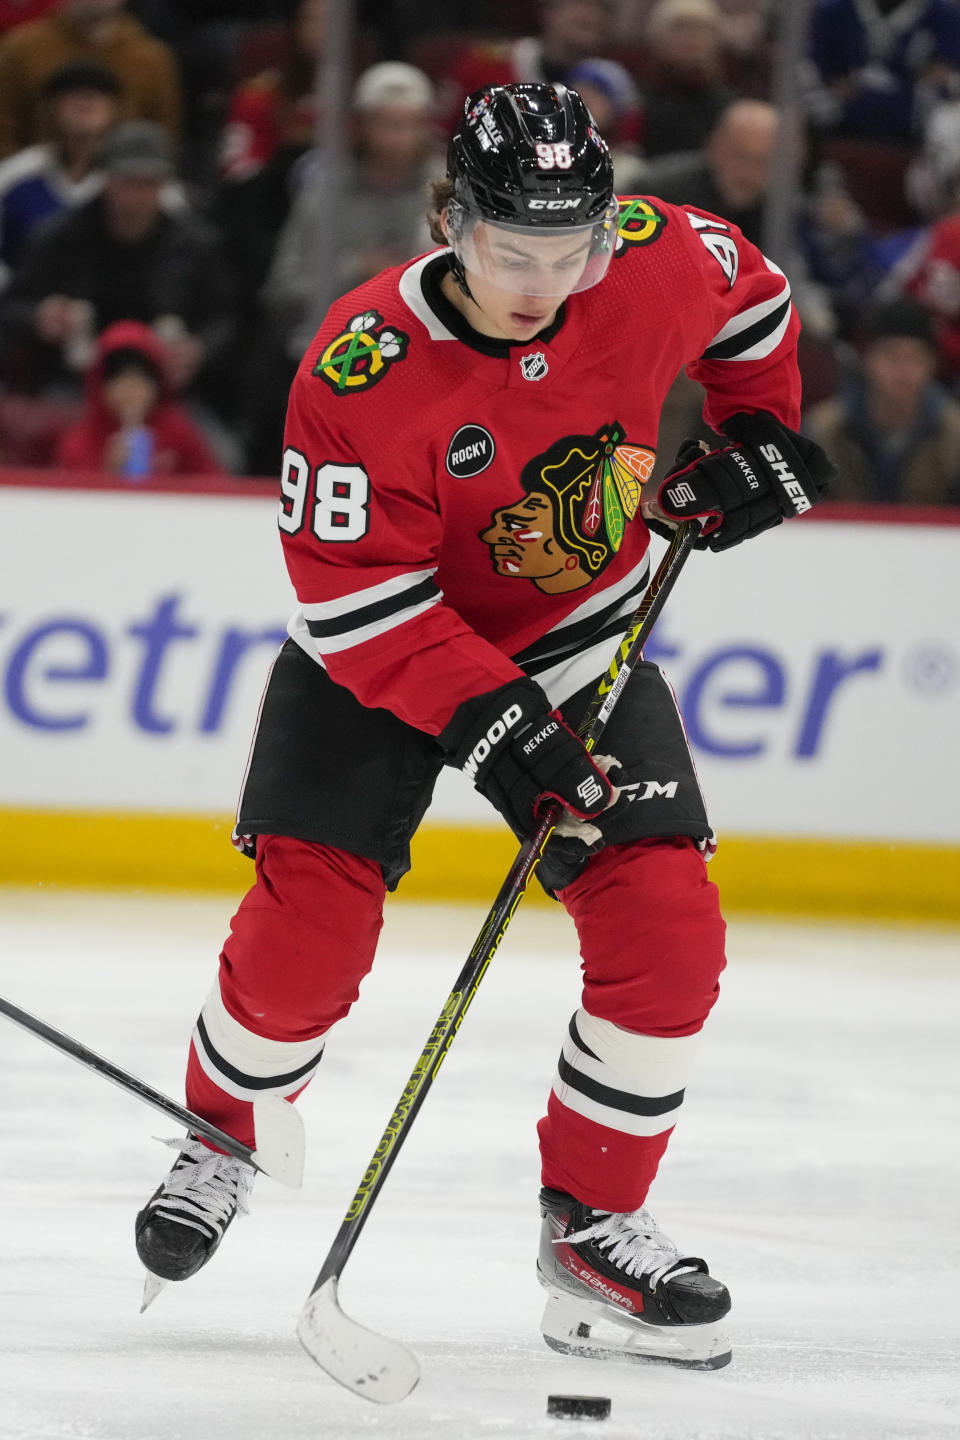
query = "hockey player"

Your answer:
(136, 83), (832, 1369)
